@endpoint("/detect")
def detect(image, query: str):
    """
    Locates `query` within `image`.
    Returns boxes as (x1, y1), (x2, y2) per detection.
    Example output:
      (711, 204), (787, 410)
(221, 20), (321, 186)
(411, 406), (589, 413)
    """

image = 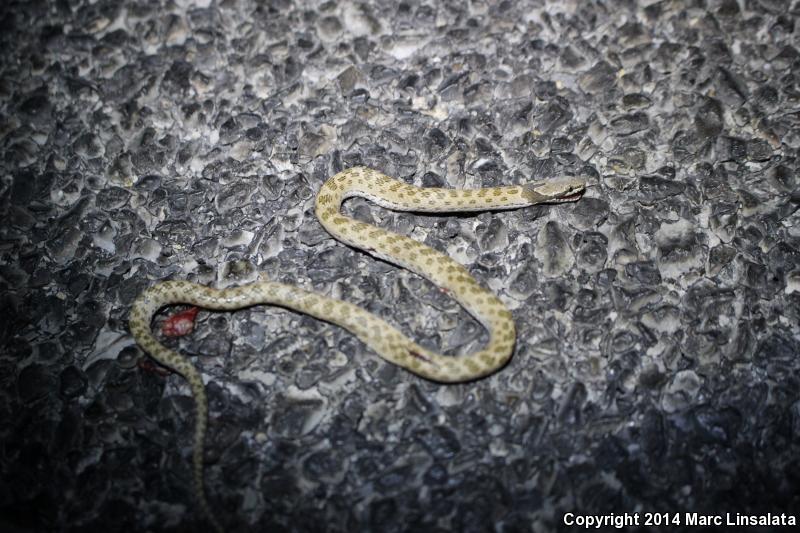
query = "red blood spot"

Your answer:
(162, 307), (200, 337)
(408, 349), (433, 364)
